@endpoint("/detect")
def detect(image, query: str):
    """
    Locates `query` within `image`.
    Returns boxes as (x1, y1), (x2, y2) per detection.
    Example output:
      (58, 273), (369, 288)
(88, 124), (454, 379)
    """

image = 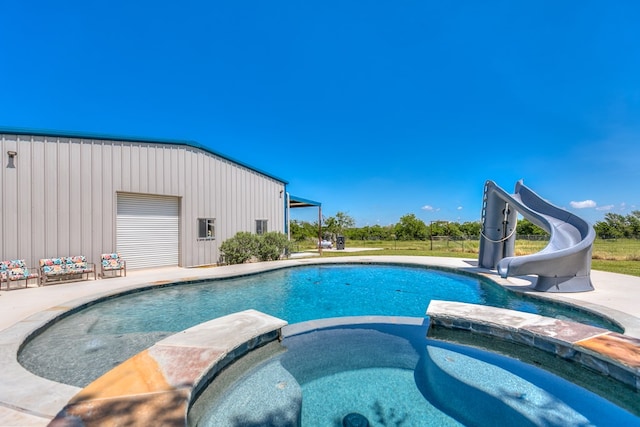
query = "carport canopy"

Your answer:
(287, 194), (323, 251)
(288, 195), (321, 209)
